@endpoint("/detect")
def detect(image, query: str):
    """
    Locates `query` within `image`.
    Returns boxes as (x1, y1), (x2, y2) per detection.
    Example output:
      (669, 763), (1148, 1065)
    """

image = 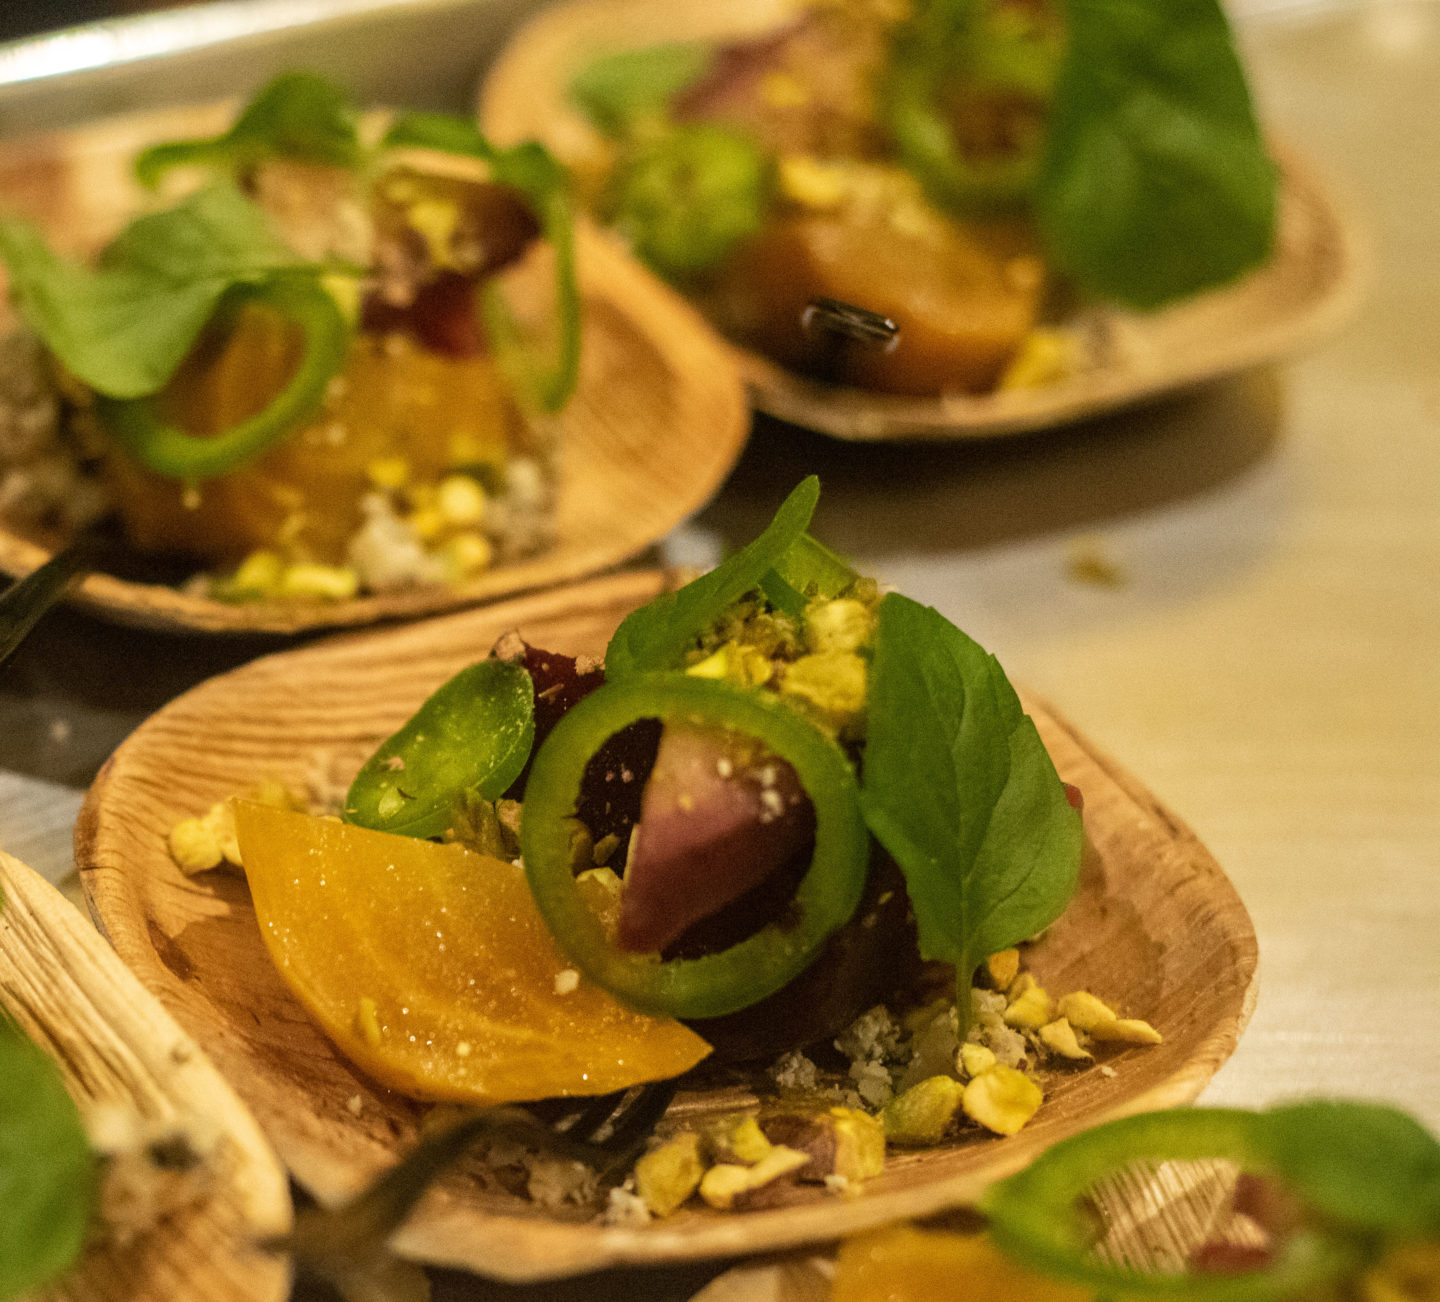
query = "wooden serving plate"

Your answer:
(0, 101), (749, 633)
(481, 0), (1365, 442)
(0, 850), (291, 1302)
(76, 569), (1257, 1282)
